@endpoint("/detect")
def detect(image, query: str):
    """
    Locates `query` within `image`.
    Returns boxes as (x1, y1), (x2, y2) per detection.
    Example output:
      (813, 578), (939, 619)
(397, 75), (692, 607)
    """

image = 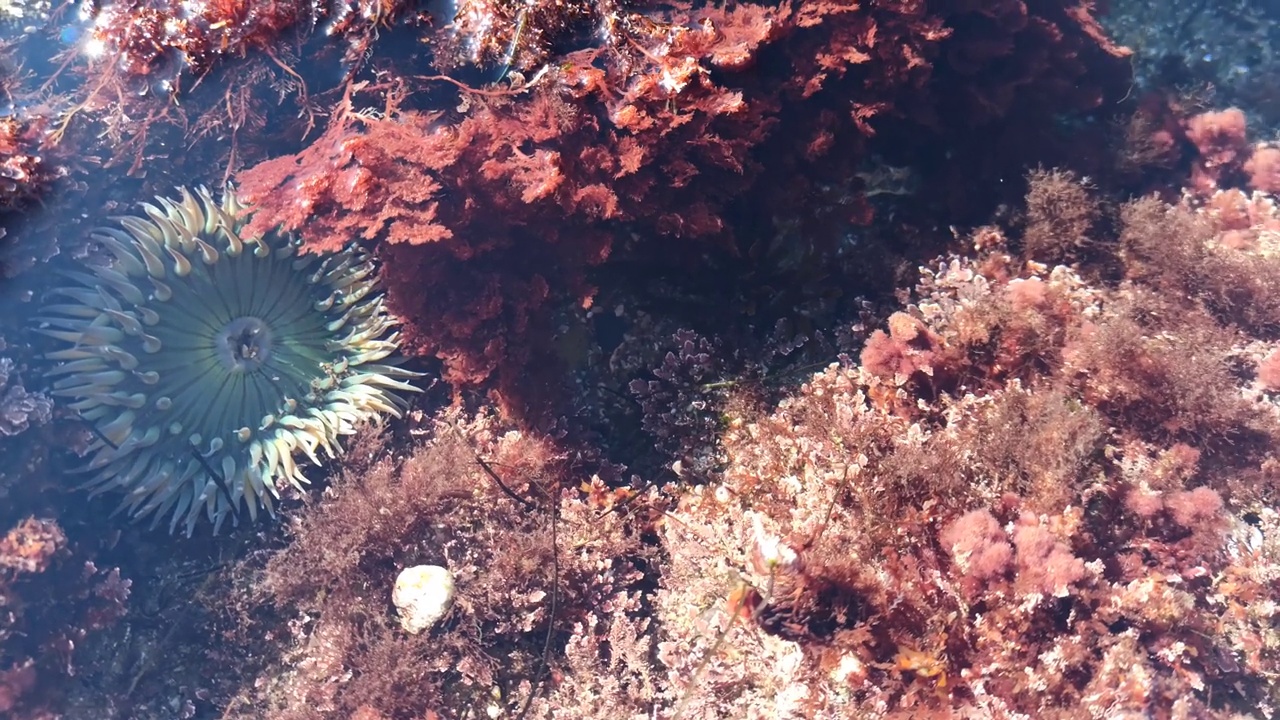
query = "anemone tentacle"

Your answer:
(38, 186), (420, 535)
